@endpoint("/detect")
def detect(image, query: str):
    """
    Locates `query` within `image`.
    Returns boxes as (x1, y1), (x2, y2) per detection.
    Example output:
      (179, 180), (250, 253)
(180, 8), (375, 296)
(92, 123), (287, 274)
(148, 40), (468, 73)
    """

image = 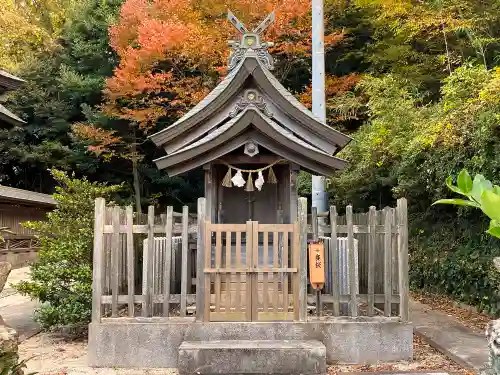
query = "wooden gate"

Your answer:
(203, 221), (300, 321)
